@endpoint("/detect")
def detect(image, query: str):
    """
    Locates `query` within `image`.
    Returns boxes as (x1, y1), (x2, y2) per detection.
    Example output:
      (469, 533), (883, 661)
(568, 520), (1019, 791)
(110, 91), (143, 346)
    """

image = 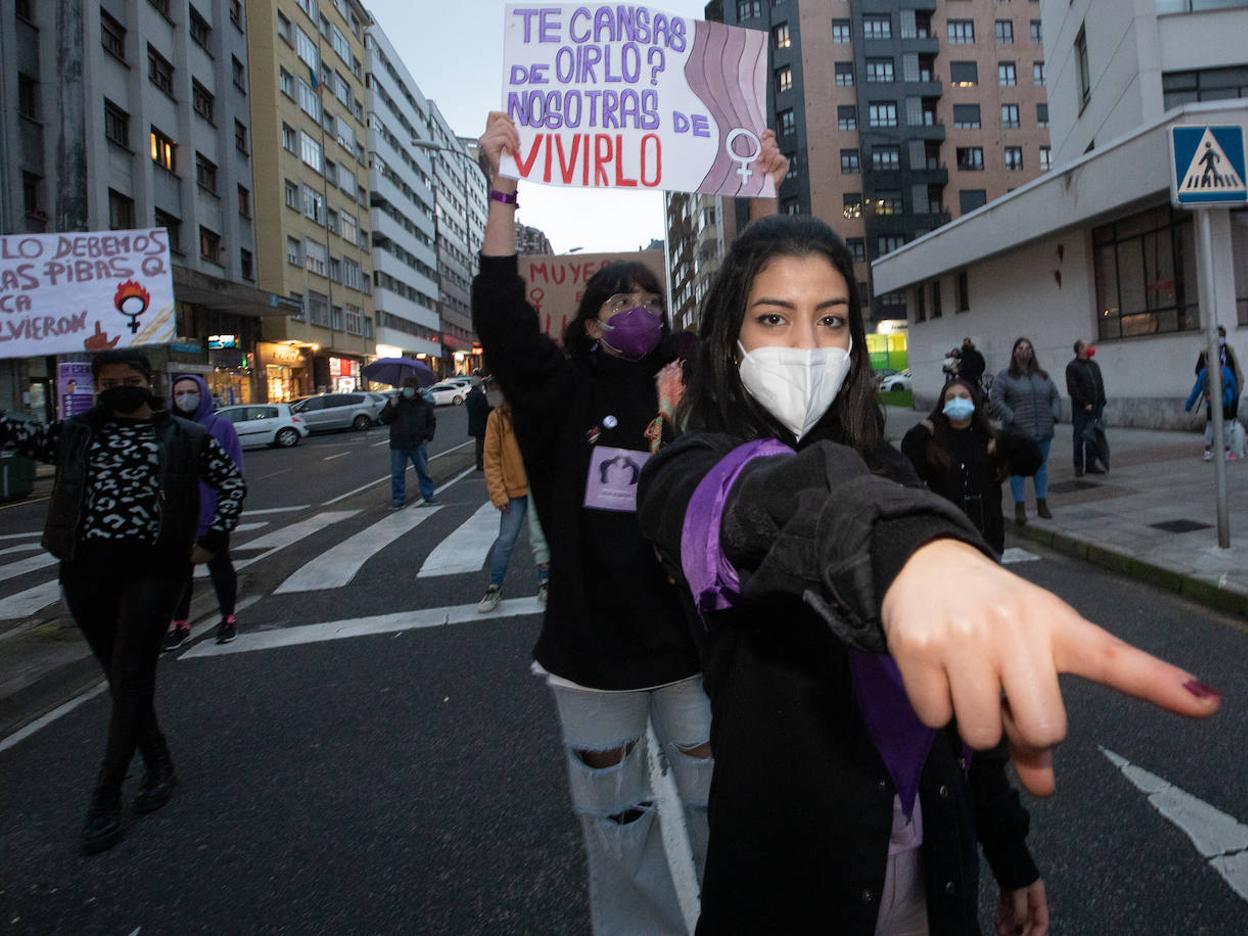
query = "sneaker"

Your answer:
(537, 582), (548, 607)
(163, 622), (191, 653)
(477, 585), (502, 613)
(391, 500), (405, 510)
(421, 497), (438, 507)
(216, 615), (237, 644)
(1203, 450), (1214, 462)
